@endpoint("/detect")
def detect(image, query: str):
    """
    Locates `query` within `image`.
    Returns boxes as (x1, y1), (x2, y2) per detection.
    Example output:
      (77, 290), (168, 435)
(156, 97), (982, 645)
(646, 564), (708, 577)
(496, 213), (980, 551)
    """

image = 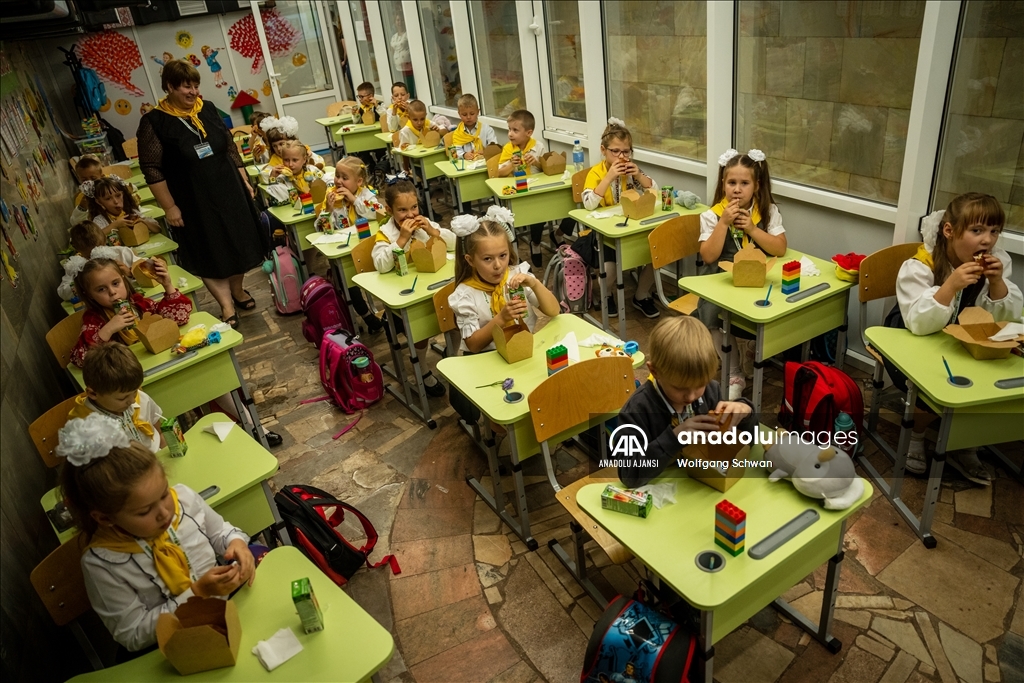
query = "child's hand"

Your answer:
(336, 186), (356, 204)
(507, 271), (538, 291)
(947, 261), (984, 292)
(523, 152), (539, 167)
(414, 215), (437, 235)
(713, 401), (752, 430)
(325, 191), (337, 212)
(733, 208), (753, 232)
(672, 414), (720, 437)
(608, 162), (628, 179)
(721, 199), (742, 226)
(192, 564), (243, 598)
(151, 257), (174, 293)
(980, 253), (1004, 283)
(464, 151), (477, 160)
(399, 218), (418, 240)
(108, 217), (131, 232)
(622, 162), (640, 177)
(498, 297), (529, 326)
(224, 538), (256, 587)
(100, 307), (136, 339)
(269, 166), (285, 178)
(401, 142), (411, 150)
